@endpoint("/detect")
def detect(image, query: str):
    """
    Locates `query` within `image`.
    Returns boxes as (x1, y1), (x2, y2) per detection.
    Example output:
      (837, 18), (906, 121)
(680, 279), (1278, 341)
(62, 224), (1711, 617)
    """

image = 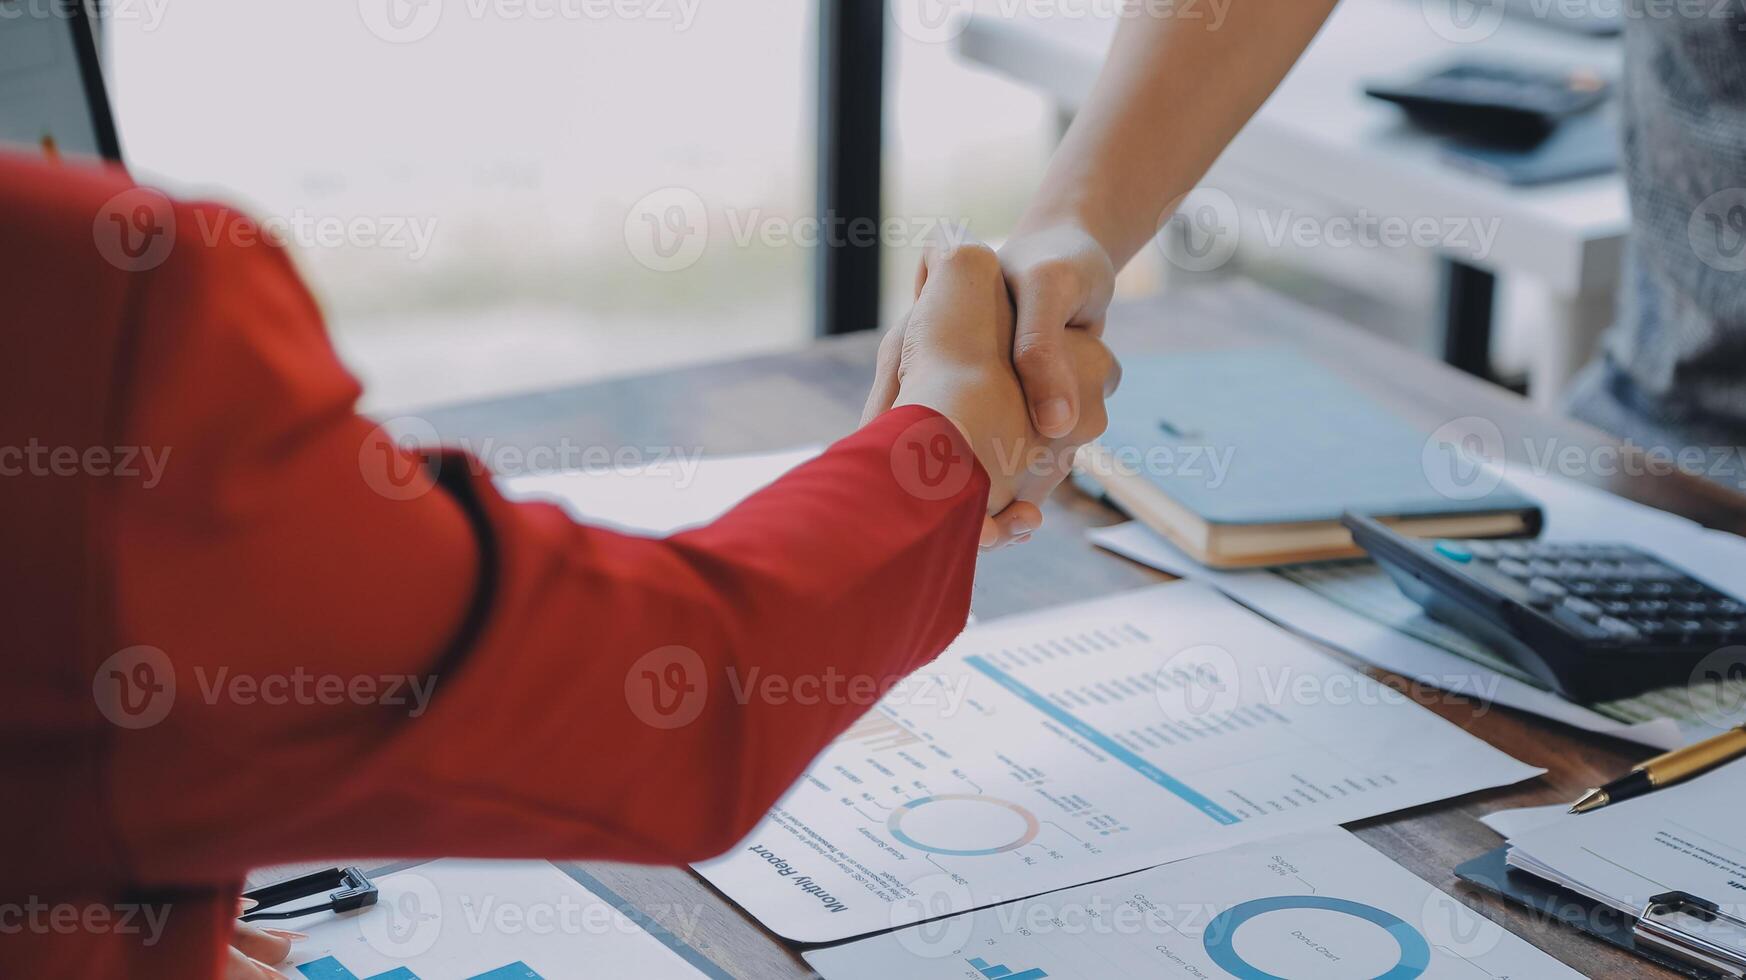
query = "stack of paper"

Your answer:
(1504, 761), (1746, 917)
(1090, 464), (1746, 748)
